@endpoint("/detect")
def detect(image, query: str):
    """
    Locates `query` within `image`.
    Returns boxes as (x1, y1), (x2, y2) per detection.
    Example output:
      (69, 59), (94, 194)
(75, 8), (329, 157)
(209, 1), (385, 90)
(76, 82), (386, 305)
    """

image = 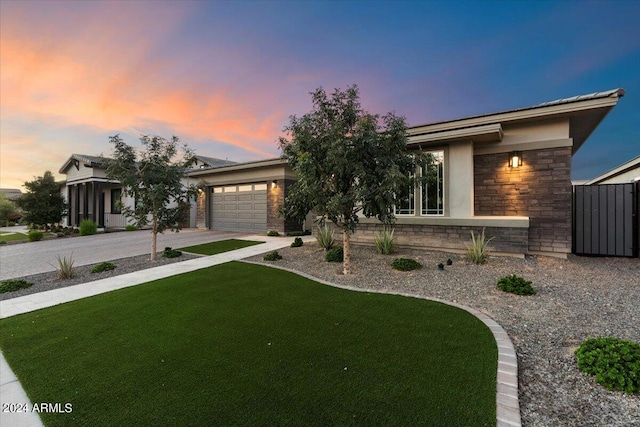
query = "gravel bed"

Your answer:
(246, 244), (640, 427)
(0, 252), (200, 301)
(3, 243), (638, 426)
